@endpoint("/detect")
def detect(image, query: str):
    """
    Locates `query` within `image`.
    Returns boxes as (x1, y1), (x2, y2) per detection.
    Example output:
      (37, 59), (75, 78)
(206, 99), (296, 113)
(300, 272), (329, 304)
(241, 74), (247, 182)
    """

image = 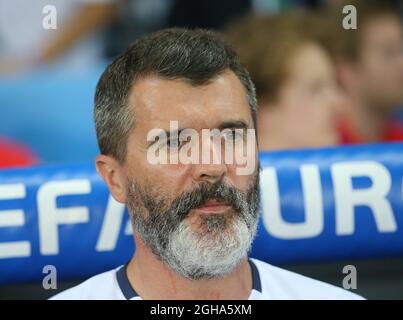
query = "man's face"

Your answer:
(123, 70), (260, 279)
(357, 15), (403, 110)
